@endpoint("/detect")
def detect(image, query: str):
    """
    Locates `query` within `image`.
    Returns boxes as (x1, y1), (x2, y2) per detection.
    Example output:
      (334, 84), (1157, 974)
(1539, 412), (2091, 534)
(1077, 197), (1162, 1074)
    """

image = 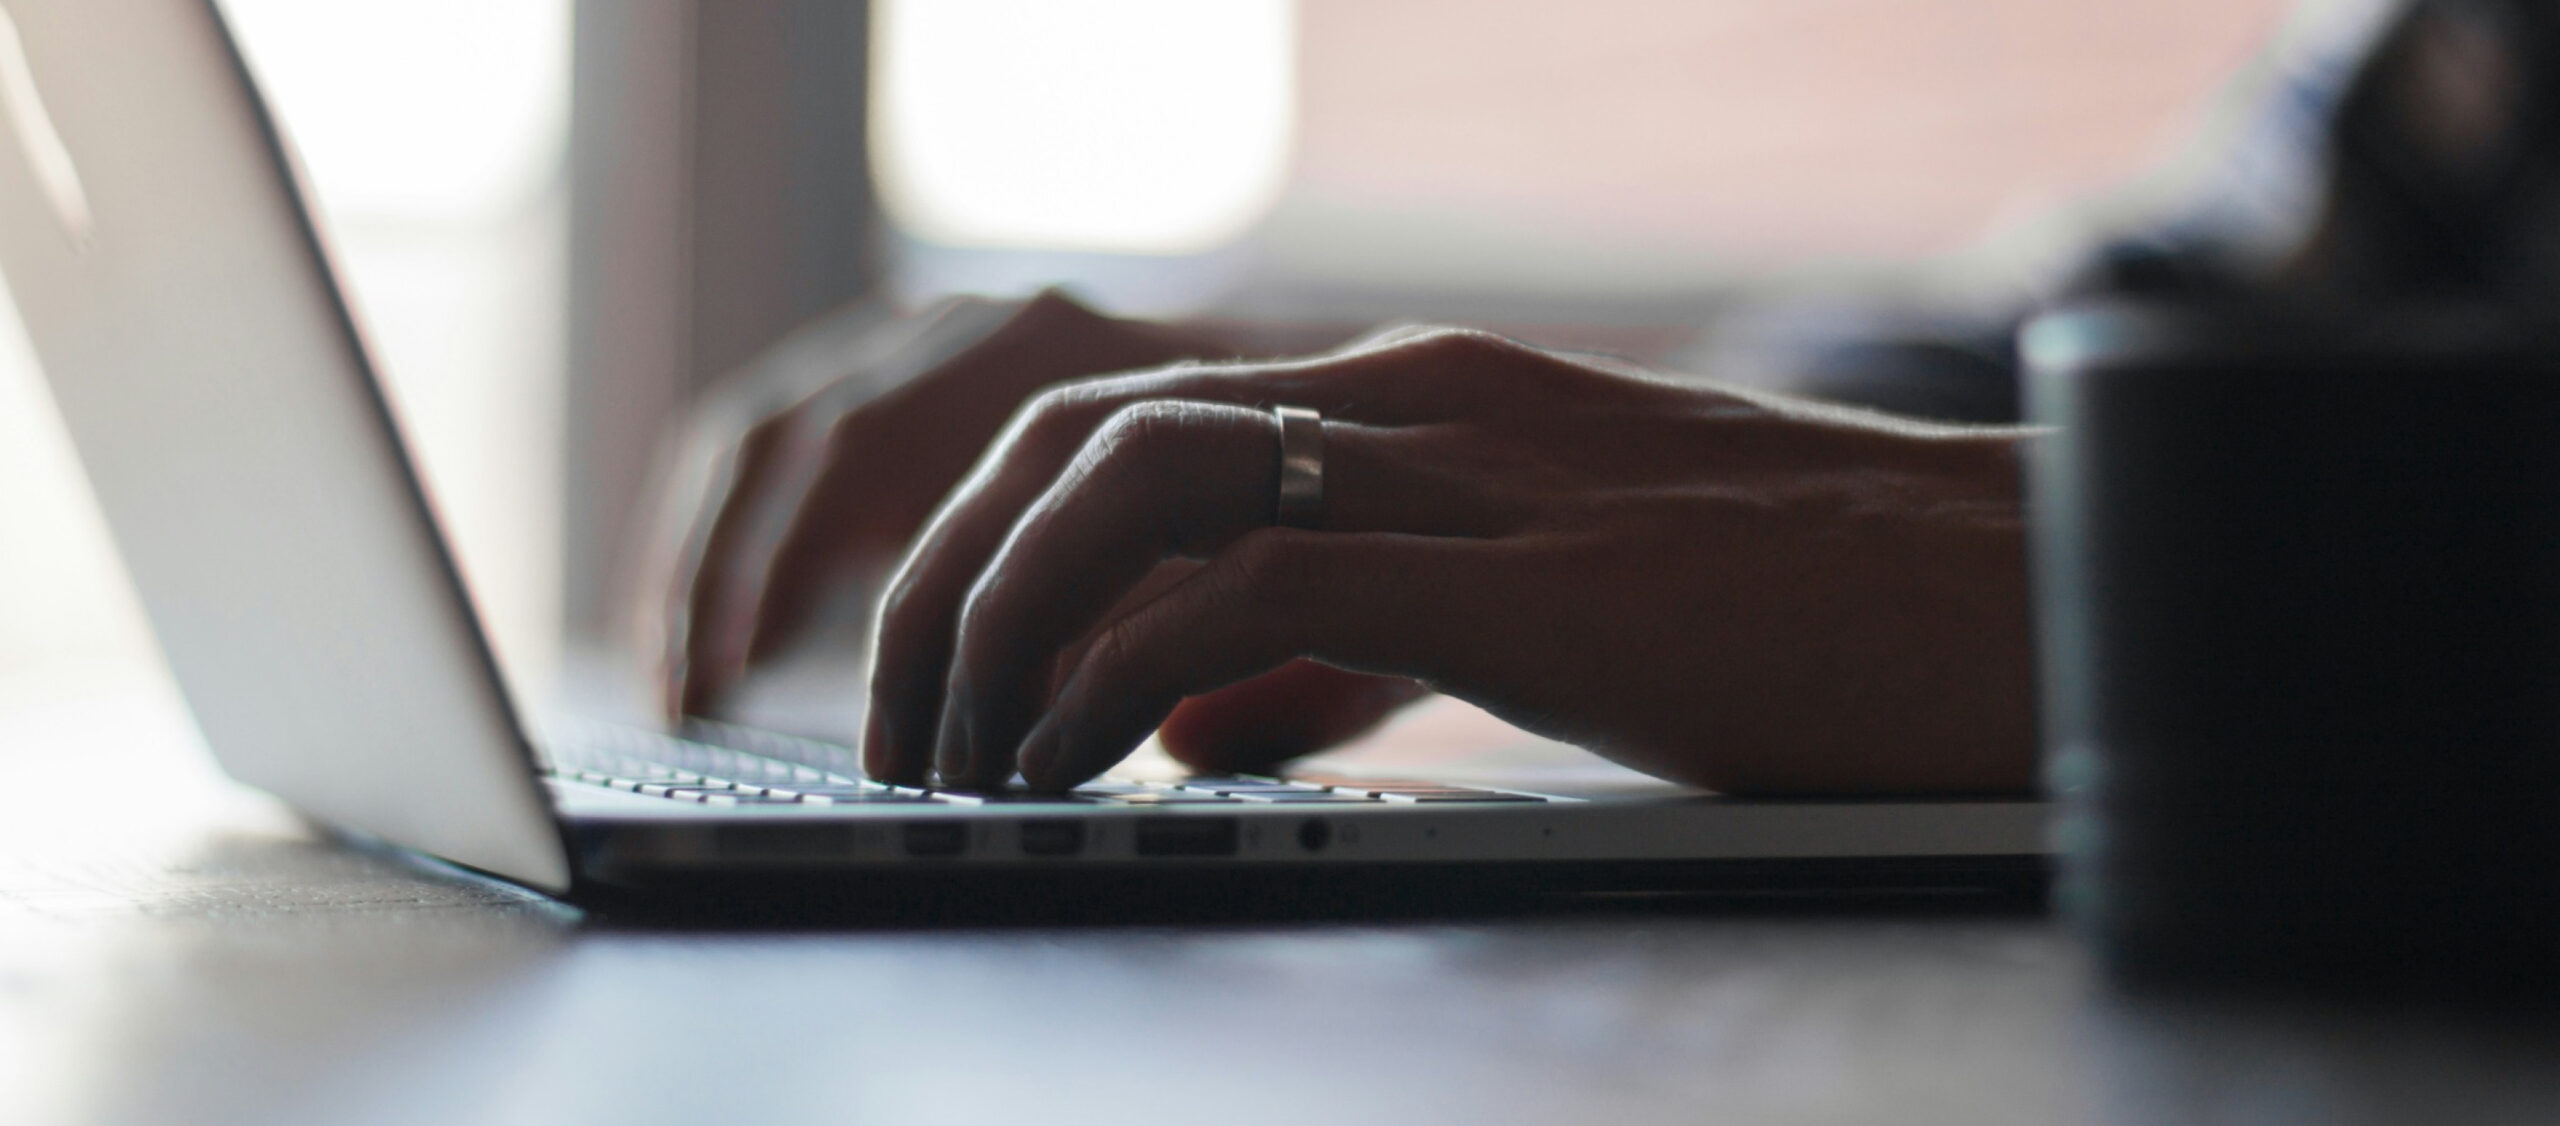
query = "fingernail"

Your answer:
(933, 702), (971, 786)
(664, 671), (689, 726)
(859, 712), (893, 781)
(675, 670), (706, 722)
(1016, 715), (1063, 790)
